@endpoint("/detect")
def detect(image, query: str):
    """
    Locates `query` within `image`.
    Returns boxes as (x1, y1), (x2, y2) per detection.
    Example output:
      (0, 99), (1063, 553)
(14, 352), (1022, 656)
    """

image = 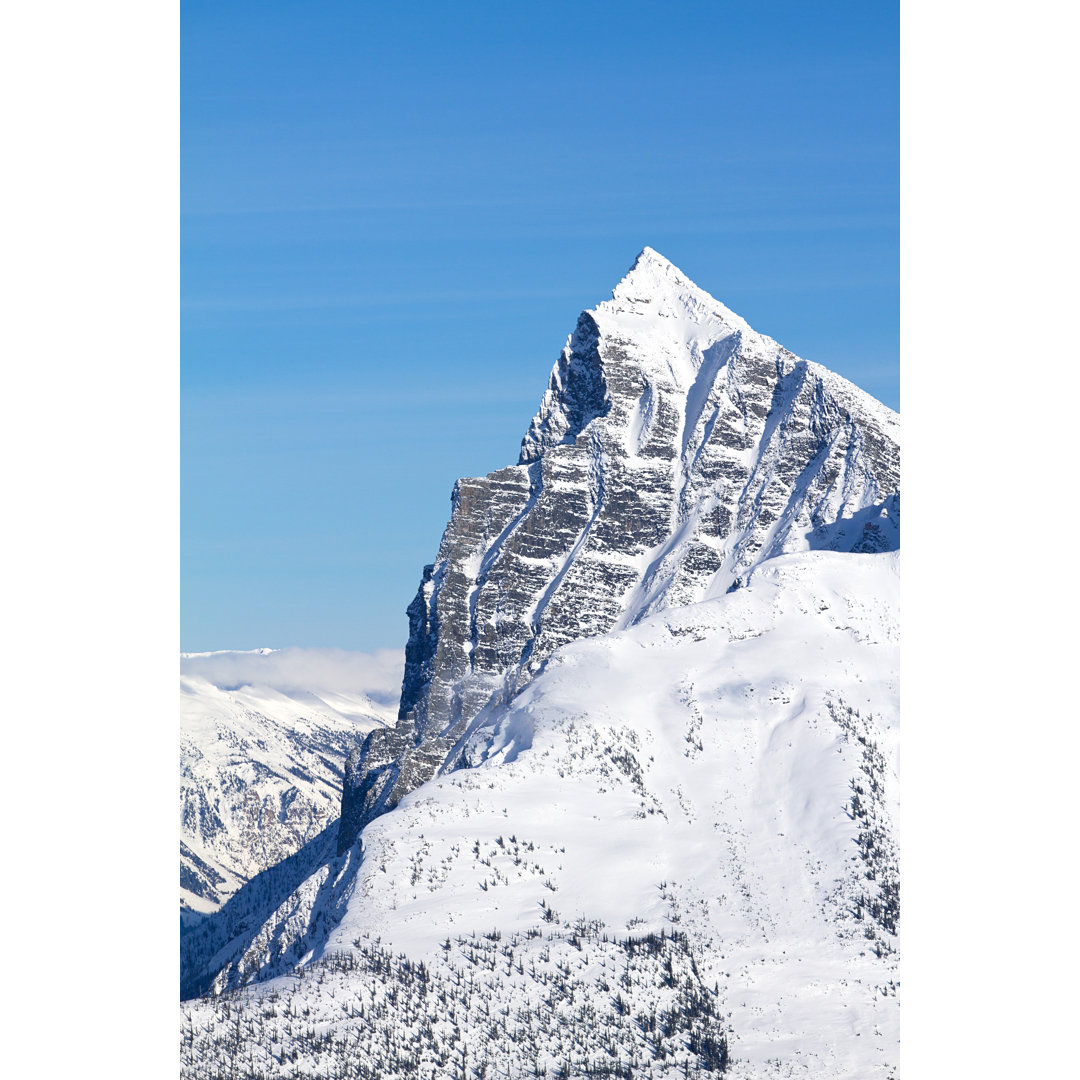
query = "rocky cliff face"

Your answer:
(338, 248), (899, 853)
